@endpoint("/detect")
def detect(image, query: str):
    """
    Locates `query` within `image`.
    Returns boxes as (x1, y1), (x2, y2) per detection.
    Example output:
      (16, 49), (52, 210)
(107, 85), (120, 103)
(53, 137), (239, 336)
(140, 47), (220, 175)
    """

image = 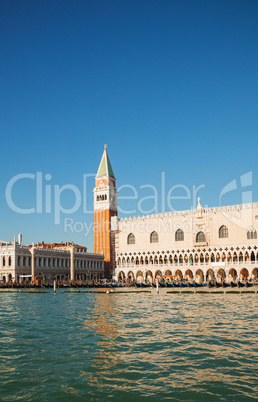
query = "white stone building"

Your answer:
(0, 235), (104, 283)
(111, 198), (258, 283)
